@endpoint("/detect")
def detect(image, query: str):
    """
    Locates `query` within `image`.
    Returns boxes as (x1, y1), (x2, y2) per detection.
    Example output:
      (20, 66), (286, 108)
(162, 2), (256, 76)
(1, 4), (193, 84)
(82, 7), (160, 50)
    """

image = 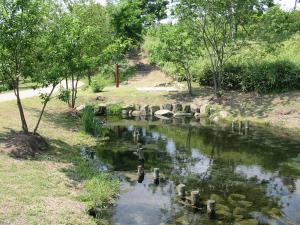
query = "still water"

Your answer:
(94, 118), (300, 225)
